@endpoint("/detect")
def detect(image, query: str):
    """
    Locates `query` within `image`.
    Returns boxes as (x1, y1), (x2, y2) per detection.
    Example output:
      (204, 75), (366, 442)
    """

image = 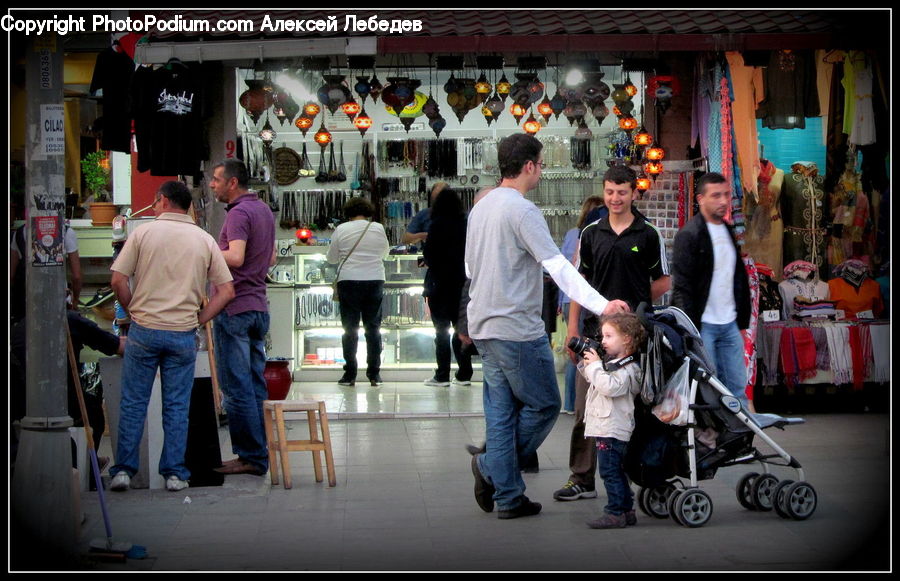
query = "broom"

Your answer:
(66, 320), (147, 560)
